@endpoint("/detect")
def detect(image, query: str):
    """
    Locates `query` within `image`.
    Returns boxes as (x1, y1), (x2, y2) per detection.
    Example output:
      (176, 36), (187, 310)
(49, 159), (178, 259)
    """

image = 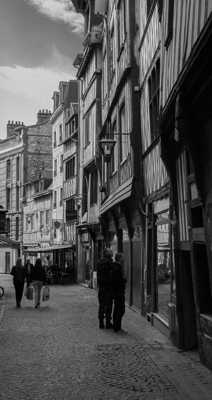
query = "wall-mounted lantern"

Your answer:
(99, 138), (116, 163)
